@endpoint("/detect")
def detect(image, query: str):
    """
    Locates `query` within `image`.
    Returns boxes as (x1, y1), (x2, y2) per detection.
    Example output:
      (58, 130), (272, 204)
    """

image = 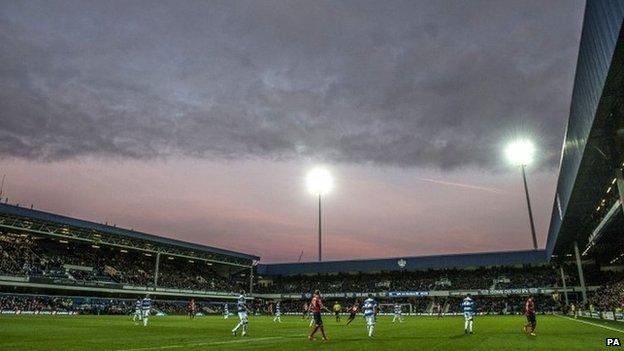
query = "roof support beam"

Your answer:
(617, 168), (624, 212)
(574, 241), (587, 305)
(249, 266), (254, 294)
(559, 266), (569, 306)
(153, 252), (161, 289)
(584, 199), (622, 253)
